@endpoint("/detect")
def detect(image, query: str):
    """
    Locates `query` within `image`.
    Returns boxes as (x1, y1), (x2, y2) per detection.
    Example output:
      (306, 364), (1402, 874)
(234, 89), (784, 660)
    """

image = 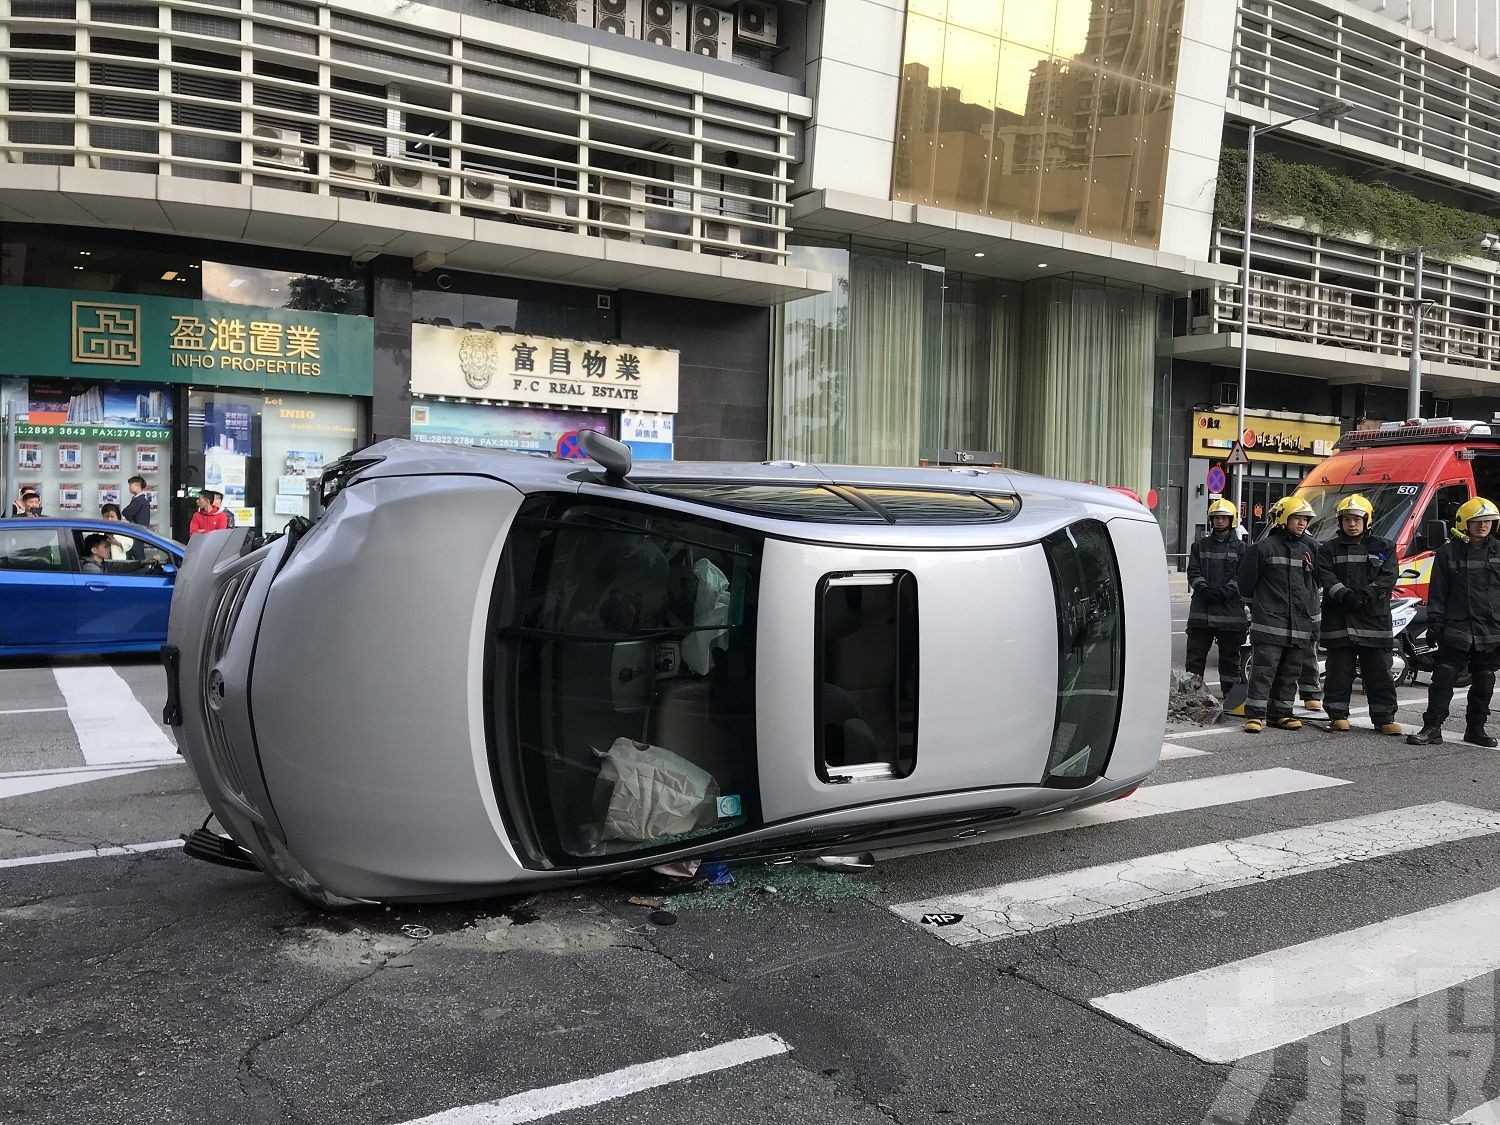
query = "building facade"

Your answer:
(9, 0), (1500, 550)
